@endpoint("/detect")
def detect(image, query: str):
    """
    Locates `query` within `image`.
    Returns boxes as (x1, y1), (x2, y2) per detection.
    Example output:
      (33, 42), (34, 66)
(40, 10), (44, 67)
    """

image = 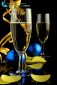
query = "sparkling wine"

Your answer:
(10, 22), (31, 54)
(36, 23), (50, 43)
